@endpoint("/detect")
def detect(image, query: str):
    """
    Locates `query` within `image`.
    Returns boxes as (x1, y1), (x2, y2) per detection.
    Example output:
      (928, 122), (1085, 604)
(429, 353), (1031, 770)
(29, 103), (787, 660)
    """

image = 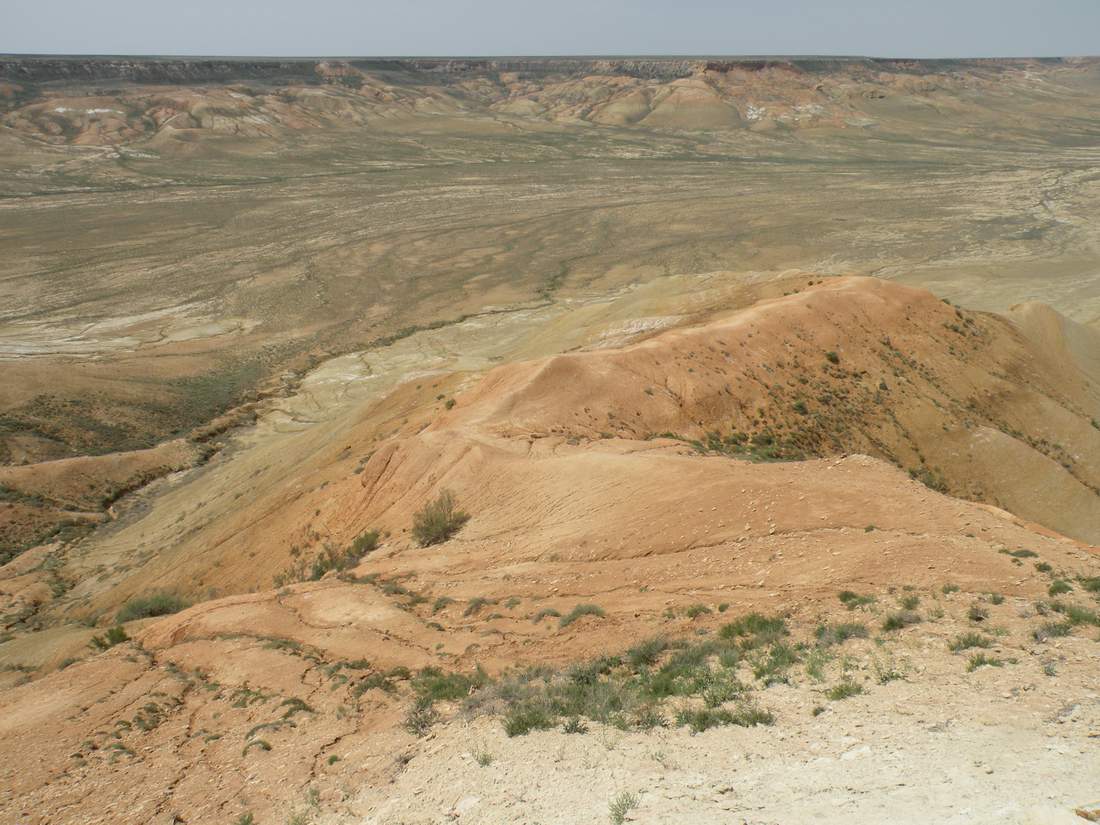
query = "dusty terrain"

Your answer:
(0, 56), (1098, 825)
